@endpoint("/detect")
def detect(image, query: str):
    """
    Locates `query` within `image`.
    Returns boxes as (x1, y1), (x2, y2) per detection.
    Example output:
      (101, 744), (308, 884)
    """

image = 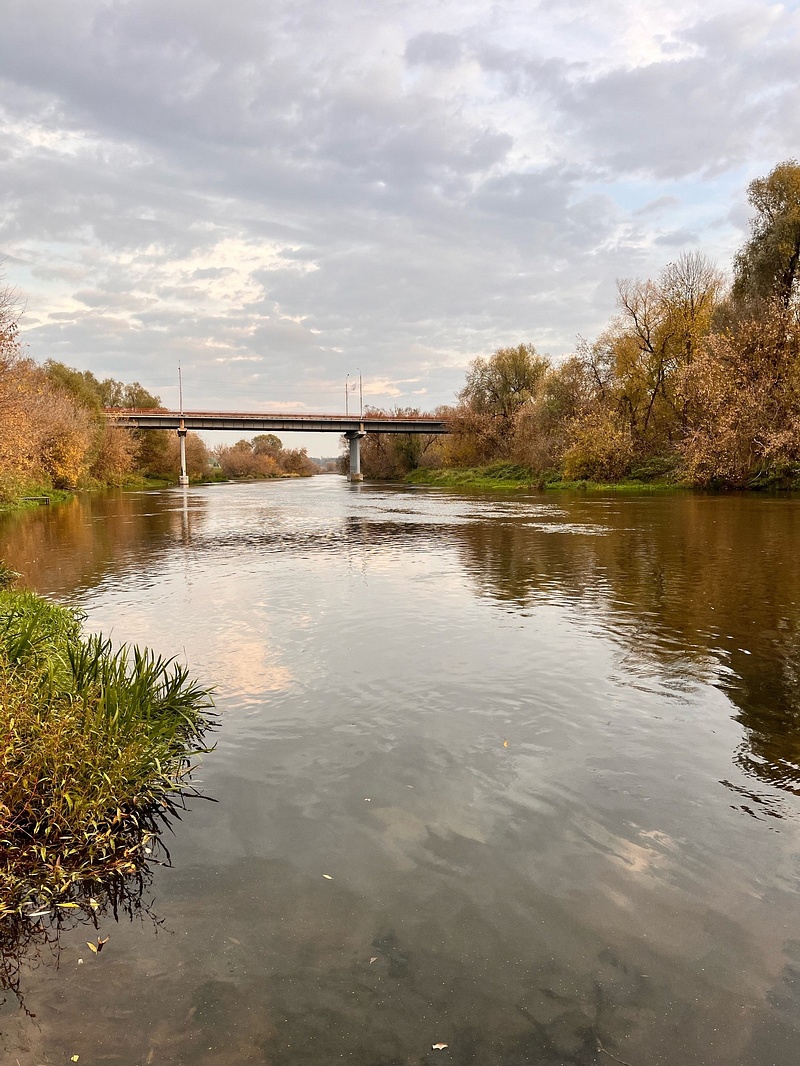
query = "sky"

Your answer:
(1, 0), (799, 453)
